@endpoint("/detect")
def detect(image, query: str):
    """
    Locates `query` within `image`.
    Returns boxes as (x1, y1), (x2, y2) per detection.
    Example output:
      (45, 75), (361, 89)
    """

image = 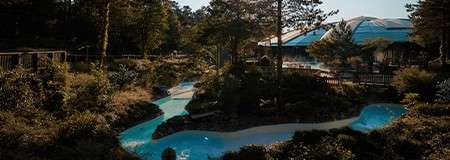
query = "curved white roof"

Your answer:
(321, 16), (412, 44)
(261, 16), (412, 47)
